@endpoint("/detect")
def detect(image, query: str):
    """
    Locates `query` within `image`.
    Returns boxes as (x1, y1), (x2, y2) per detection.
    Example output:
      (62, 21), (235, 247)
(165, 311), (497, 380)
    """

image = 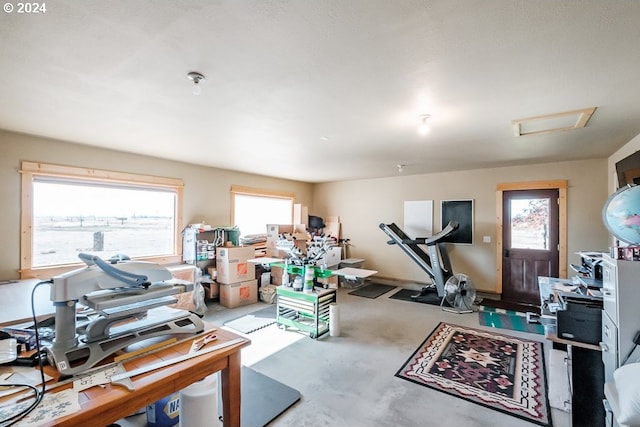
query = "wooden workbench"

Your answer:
(4, 326), (250, 427)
